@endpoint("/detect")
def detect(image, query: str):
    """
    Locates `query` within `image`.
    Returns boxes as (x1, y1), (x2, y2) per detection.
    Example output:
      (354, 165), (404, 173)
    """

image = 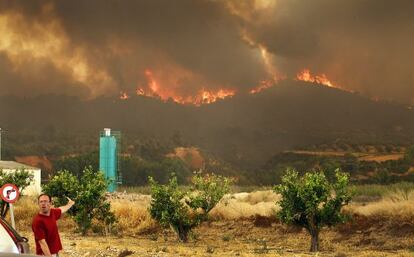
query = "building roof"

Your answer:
(0, 161), (39, 170)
